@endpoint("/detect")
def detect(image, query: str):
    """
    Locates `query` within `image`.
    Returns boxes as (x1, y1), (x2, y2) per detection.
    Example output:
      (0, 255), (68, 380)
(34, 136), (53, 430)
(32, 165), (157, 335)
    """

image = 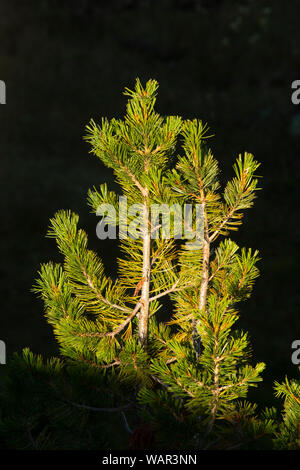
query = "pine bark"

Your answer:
(138, 195), (151, 345)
